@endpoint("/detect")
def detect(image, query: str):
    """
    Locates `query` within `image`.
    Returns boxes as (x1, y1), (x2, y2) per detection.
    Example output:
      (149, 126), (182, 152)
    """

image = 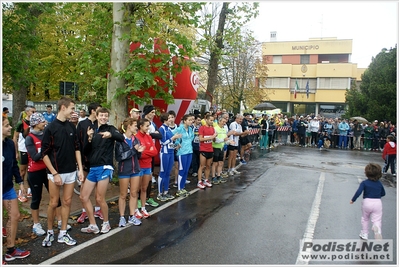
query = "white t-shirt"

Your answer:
(229, 121), (242, 147)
